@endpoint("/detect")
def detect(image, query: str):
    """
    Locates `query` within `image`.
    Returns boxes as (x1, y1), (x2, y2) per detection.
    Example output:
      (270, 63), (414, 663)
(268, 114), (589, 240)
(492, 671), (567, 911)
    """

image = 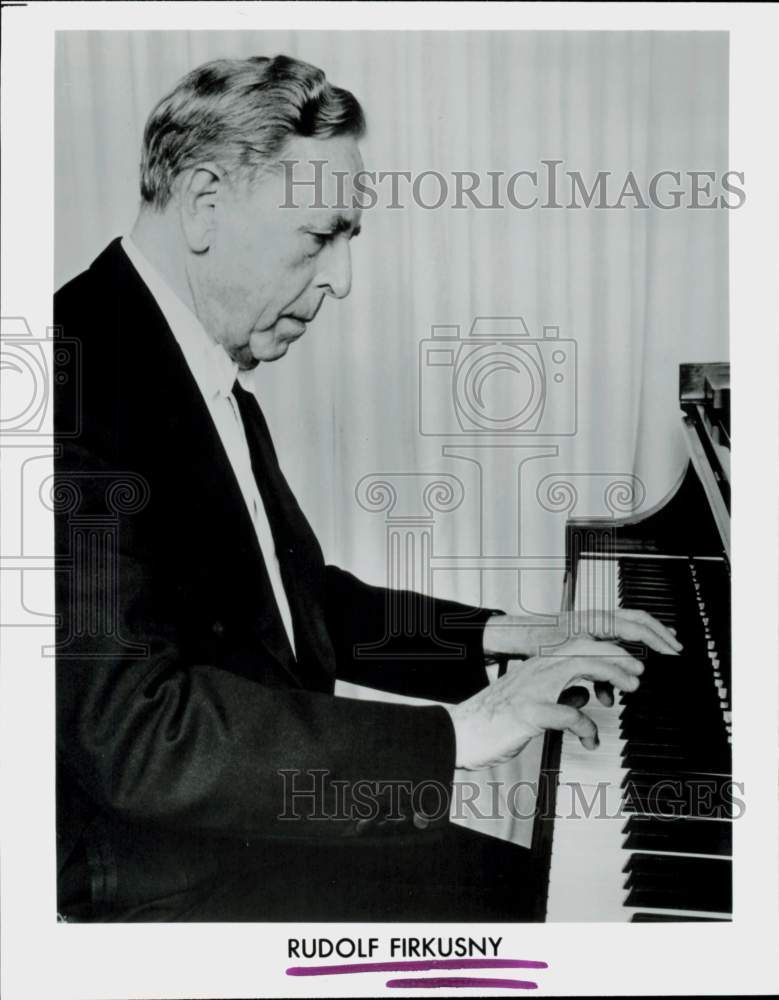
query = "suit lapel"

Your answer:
(95, 239), (310, 687)
(232, 382), (337, 692)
